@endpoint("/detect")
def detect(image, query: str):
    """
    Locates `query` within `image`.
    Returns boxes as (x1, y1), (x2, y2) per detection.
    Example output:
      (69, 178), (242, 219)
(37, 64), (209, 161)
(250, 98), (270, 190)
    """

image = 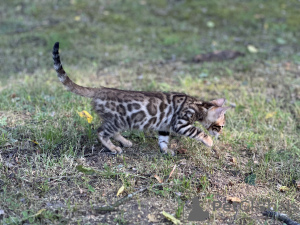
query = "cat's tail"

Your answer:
(52, 42), (98, 98)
